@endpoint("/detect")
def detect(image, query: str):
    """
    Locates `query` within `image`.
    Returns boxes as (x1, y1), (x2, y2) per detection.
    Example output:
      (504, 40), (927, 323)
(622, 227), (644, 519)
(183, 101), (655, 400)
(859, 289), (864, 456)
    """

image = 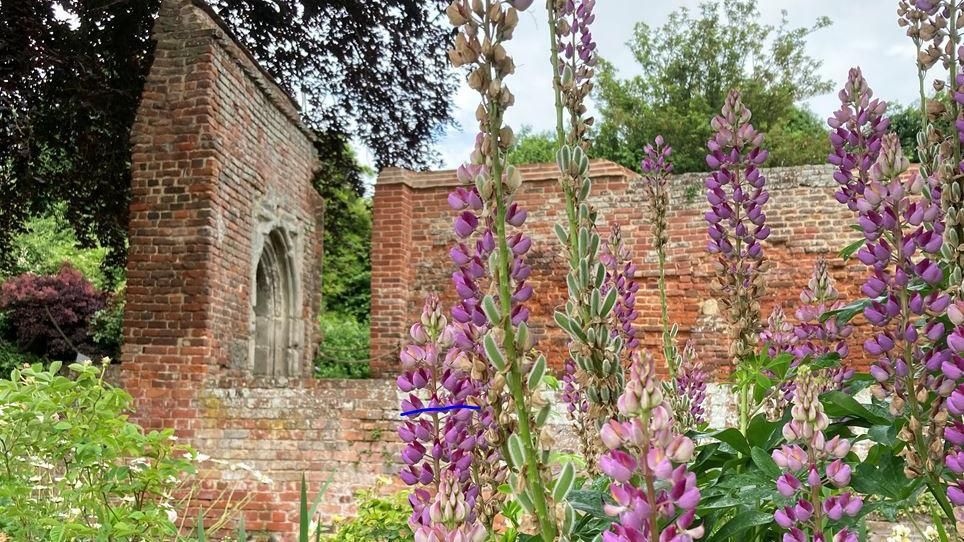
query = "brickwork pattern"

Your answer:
(370, 161), (872, 379)
(118, 0), (359, 537)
